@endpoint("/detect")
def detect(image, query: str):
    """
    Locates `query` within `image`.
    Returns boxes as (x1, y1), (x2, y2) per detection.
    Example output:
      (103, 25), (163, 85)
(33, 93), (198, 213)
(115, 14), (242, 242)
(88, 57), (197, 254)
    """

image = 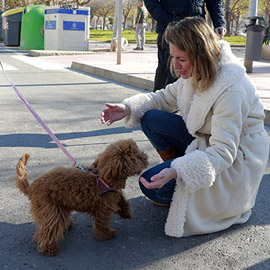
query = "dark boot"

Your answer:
(156, 146), (182, 162)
